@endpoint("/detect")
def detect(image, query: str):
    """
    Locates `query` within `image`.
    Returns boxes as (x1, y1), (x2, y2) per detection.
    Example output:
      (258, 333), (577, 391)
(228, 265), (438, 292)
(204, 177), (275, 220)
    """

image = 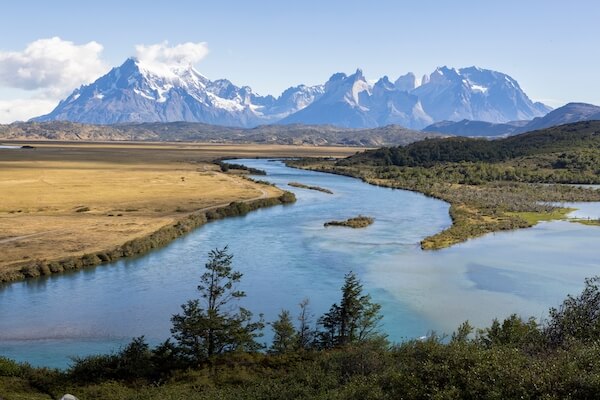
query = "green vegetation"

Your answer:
(325, 215), (374, 229)
(289, 122), (600, 249)
(288, 181), (334, 194)
(507, 208), (576, 225)
(316, 271), (384, 348)
(346, 120), (600, 178)
(5, 249), (600, 399)
(170, 247), (264, 363)
(572, 218), (600, 226)
(218, 161), (267, 175)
